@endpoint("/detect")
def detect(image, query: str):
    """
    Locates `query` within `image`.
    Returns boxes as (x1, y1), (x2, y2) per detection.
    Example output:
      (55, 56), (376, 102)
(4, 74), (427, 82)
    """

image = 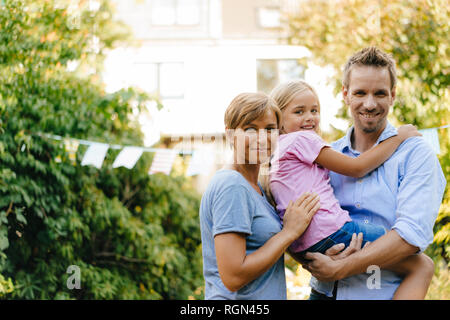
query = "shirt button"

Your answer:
(364, 219), (369, 224)
(356, 203), (361, 208)
(358, 179), (363, 183)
